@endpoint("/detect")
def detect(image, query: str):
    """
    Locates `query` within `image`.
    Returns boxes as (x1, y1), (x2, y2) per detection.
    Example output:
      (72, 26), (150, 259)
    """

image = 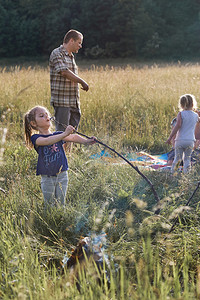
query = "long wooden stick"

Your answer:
(76, 130), (160, 204)
(0, 187), (6, 194)
(50, 117), (160, 205)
